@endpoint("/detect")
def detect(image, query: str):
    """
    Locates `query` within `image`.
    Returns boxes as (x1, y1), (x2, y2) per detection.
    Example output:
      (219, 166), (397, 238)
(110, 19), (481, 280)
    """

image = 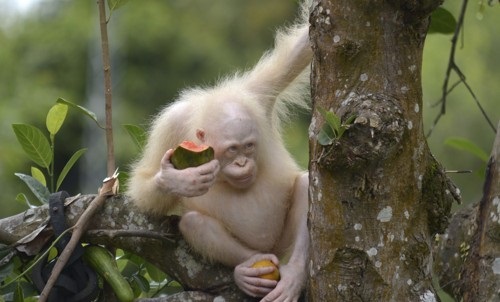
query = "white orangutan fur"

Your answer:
(127, 1), (313, 300)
